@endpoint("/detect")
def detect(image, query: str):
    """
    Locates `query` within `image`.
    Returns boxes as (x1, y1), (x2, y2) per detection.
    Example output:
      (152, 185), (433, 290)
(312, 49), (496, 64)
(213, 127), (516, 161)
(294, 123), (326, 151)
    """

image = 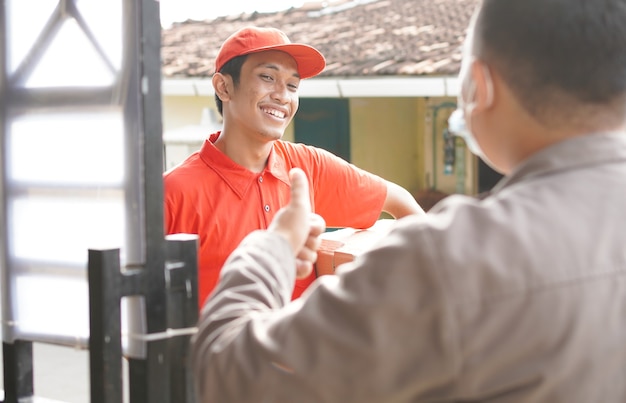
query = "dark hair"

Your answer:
(214, 54), (248, 116)
(475, 0), (626, 126)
